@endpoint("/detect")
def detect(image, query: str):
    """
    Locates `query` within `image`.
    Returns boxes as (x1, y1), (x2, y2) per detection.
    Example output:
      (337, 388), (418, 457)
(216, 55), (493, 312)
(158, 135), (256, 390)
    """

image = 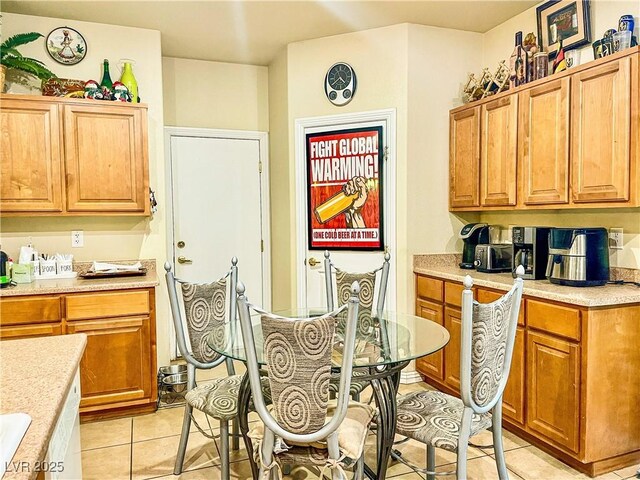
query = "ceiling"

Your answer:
(2, 1), (538, 65)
